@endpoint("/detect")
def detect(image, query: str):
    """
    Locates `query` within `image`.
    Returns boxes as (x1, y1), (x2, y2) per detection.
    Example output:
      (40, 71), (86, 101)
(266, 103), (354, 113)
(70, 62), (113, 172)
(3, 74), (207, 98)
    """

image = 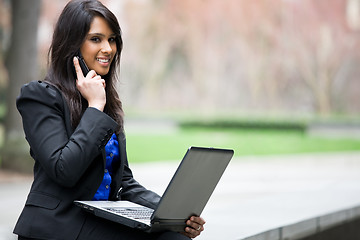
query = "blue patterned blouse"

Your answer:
(92, 133), (119, 200)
